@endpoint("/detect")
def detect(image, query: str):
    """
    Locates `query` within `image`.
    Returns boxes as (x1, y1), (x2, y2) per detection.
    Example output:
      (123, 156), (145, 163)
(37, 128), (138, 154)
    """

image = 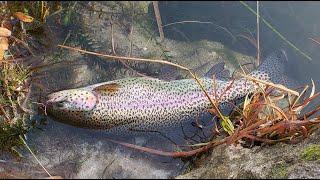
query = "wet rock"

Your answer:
(176, 129), (320, 179)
